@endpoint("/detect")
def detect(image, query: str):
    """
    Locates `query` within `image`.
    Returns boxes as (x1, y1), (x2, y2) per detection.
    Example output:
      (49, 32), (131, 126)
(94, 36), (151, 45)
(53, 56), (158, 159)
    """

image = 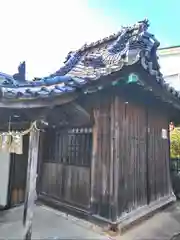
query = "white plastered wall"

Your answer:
(158, 48), (180, 90)
(0, 152), (10, 207)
